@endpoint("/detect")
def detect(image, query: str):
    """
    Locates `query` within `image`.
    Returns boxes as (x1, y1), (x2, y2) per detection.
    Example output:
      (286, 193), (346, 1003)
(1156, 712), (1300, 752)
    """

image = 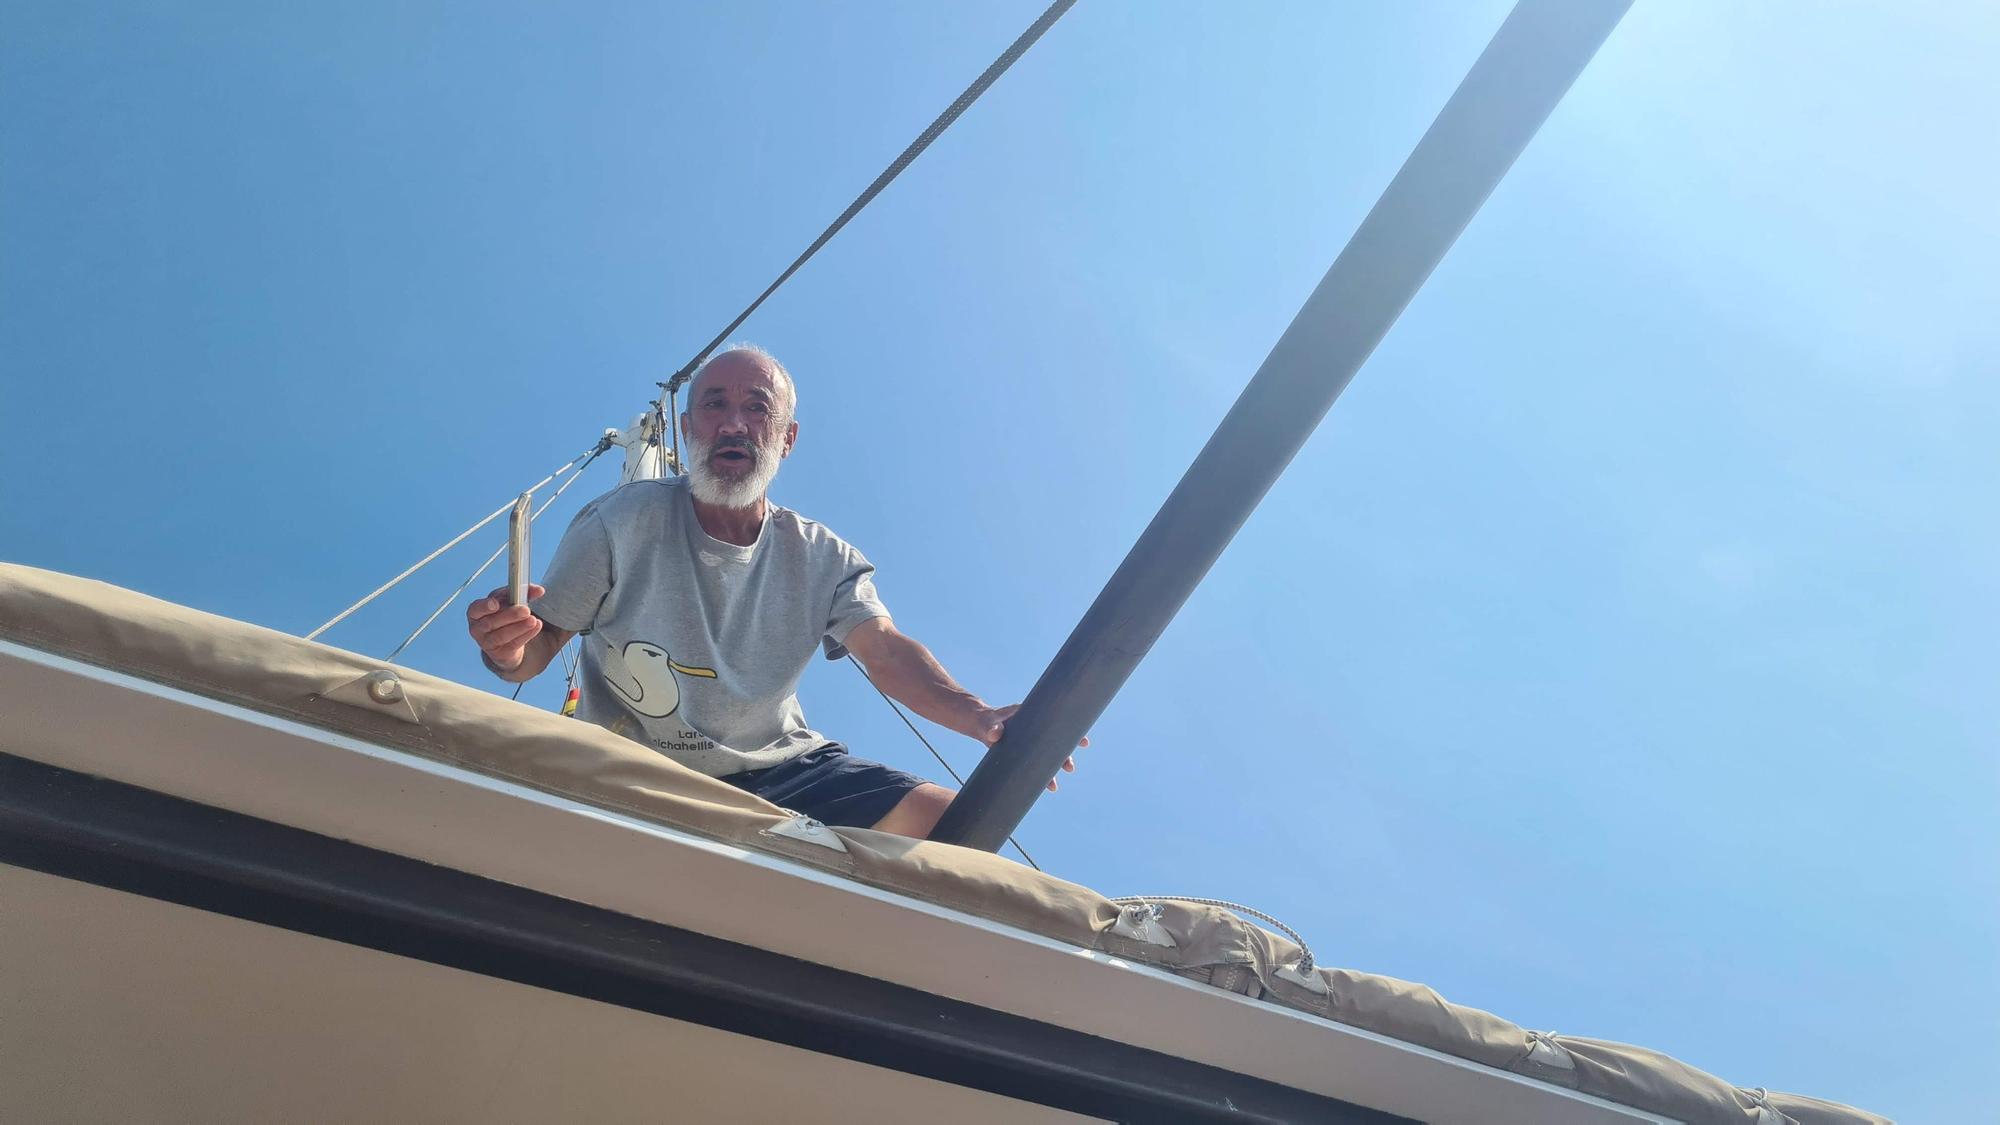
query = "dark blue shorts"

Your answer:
(723, 742), (928, 829)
